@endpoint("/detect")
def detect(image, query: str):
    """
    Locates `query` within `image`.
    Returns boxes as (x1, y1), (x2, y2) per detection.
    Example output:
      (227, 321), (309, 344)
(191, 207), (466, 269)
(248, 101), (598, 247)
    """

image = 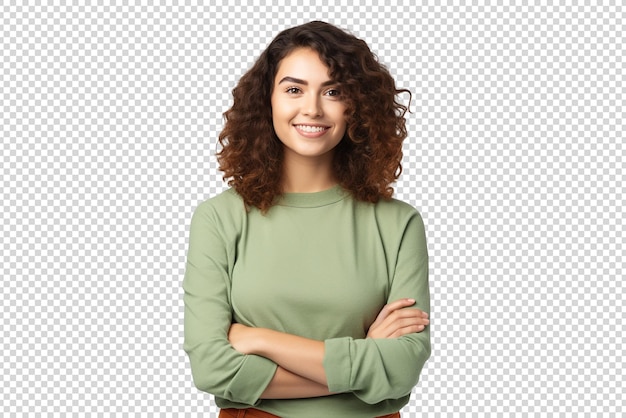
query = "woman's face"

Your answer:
(271, 48), (347, 164)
